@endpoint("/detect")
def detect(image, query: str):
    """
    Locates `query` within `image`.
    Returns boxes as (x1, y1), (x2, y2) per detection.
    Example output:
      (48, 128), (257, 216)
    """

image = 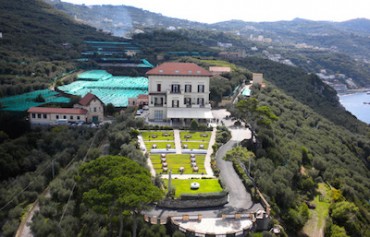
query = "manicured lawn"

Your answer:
(145, 142), (175, 151)
(169, 179), (223, 198)
(151, 154), (206, 175)
(180, 131), (212, 142)
(141, 131), (174, 141)
(181, 142), (208, 150)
